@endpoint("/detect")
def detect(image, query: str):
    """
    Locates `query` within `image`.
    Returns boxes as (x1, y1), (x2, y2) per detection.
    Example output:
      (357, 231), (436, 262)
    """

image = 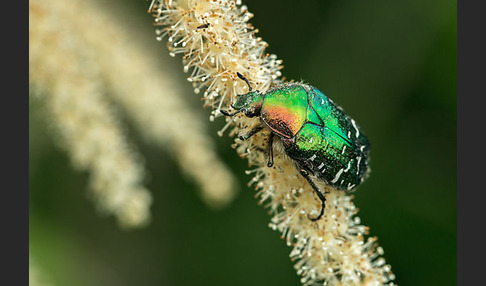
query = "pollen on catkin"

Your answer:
(149, 0), (396, 285)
